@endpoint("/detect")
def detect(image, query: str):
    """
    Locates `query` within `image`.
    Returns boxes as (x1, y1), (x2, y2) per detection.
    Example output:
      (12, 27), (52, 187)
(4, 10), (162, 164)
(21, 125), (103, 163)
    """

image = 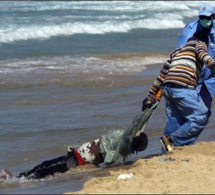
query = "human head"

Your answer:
(131, 131), (148, 152)
(192, 30), (209, 46)
(198, 3), (214, 28)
